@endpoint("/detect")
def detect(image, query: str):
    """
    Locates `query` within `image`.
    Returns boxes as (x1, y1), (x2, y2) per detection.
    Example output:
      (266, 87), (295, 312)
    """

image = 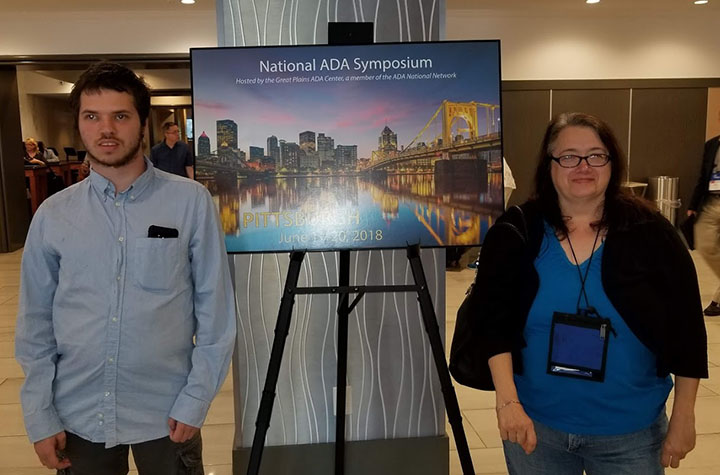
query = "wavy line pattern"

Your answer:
(219, 0), (441, 46)
(232, 249), (445, 447)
